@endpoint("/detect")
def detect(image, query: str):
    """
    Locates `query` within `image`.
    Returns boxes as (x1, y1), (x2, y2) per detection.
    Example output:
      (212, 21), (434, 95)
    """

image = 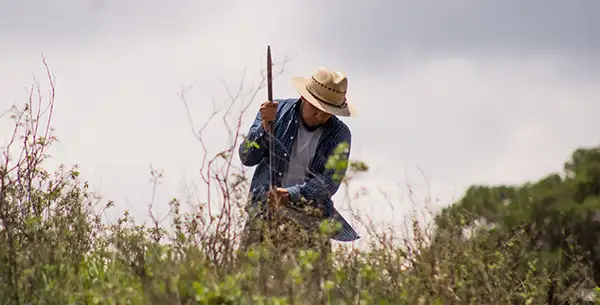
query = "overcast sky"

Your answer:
(1, 0), (599, 246)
